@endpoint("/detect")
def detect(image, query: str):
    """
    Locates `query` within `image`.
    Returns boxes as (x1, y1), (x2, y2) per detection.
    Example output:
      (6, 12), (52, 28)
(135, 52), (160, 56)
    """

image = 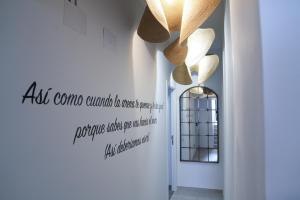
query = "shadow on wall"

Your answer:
(131, 30), (157, 101)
